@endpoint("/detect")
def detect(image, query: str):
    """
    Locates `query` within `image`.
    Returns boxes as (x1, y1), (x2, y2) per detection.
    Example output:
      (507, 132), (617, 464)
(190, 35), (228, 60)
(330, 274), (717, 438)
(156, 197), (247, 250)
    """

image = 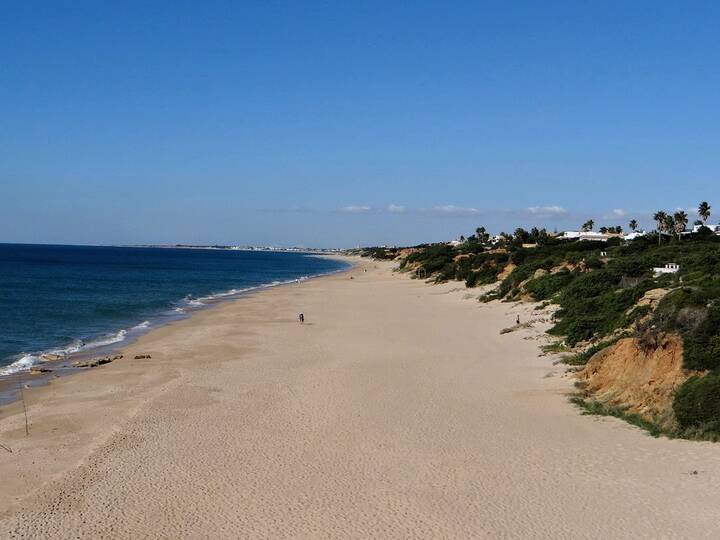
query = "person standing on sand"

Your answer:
(516, 315), (520, 325)
(299, 313), (304, 324)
